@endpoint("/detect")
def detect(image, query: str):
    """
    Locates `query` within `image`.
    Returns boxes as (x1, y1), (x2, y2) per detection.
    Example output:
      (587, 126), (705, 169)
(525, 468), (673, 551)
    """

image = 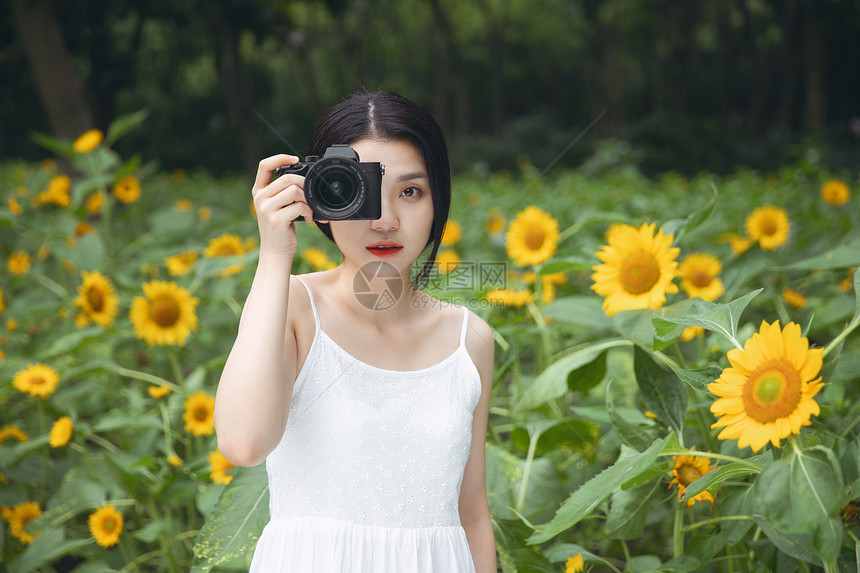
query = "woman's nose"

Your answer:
(370, 194), (399, 231)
